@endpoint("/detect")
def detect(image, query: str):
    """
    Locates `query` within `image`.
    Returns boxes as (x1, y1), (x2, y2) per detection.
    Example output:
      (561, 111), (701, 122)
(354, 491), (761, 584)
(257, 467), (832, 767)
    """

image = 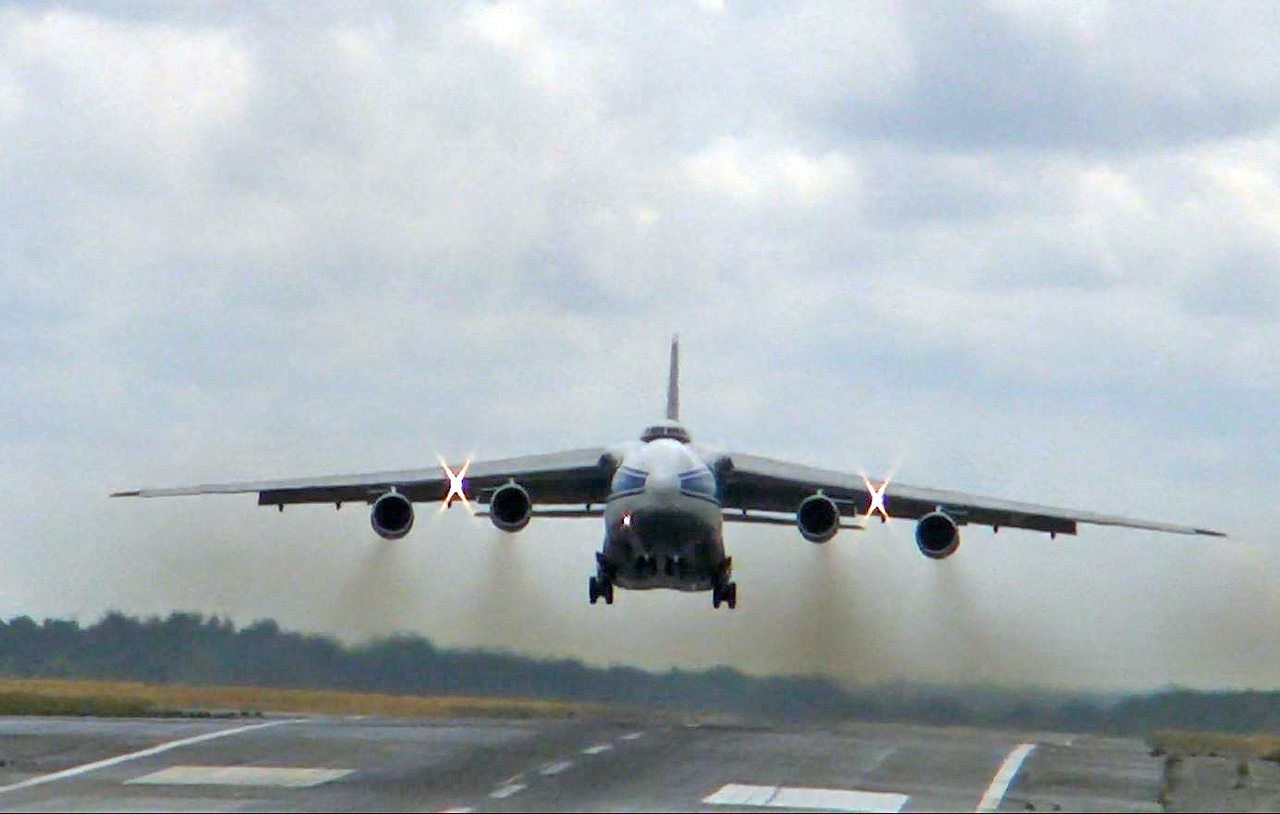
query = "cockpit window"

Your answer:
(640, 423), (692, 443)
(611, 467), (647, 495)
(680, 470), (717, 500)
